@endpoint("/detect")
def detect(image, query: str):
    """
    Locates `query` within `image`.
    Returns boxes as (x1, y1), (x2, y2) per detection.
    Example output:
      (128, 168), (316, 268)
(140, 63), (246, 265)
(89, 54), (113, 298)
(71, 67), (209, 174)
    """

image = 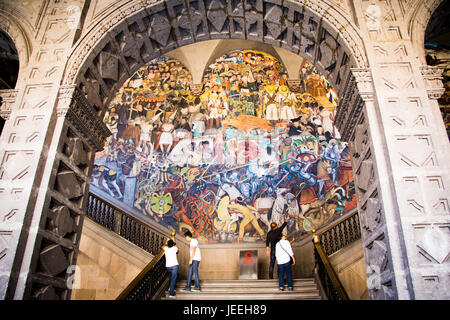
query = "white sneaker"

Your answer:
(168, 295), (176, 298)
